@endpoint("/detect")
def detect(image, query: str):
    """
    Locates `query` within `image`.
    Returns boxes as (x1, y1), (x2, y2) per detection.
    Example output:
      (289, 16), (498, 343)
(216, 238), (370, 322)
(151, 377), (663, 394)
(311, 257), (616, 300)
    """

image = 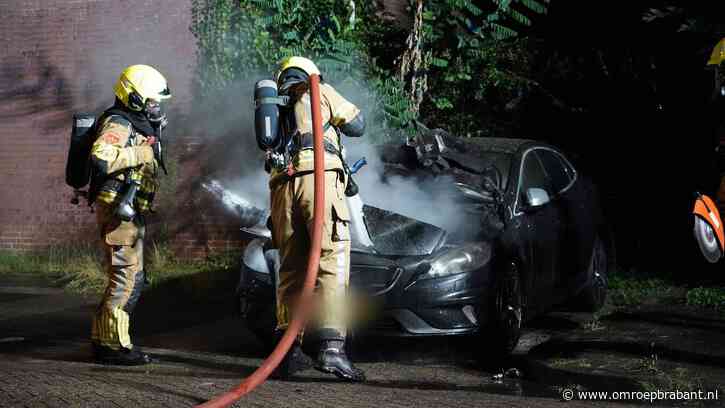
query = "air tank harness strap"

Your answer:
(255, 96), (291, 108)
(291, 131), (340, 158)
(294, 130), (359, 197)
